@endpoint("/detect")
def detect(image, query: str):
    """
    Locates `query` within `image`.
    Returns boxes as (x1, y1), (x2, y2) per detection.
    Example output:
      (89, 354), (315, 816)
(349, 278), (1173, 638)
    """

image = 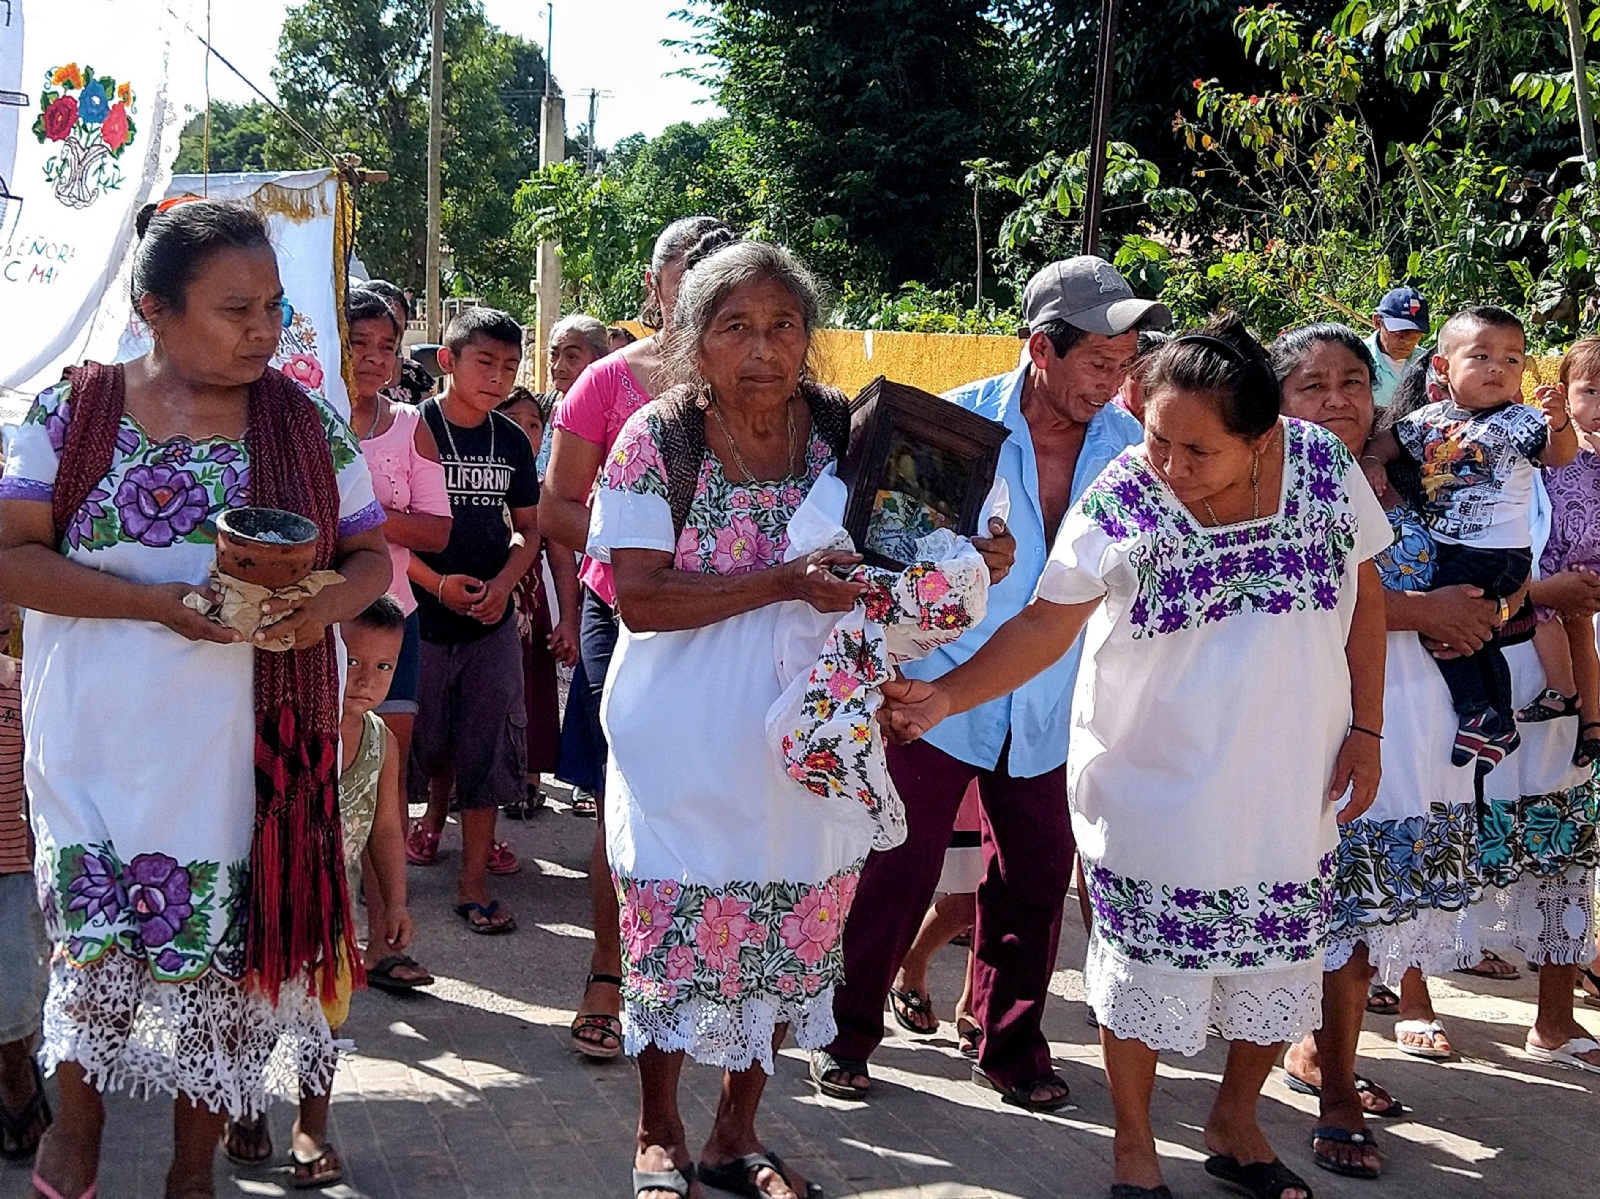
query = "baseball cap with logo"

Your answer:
(1376, 286), (1428, 333)
(1022, 256), (1173, 337)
